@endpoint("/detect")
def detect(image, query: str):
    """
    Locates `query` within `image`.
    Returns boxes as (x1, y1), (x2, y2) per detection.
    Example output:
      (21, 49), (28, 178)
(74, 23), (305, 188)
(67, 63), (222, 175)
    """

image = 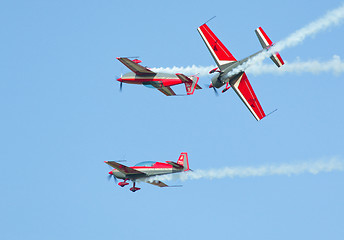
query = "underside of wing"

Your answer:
(230, 72), (266, 121)
(157, 86), (176, 96)
(117, 57), (155, 75)
(105, 161), (146, 176)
